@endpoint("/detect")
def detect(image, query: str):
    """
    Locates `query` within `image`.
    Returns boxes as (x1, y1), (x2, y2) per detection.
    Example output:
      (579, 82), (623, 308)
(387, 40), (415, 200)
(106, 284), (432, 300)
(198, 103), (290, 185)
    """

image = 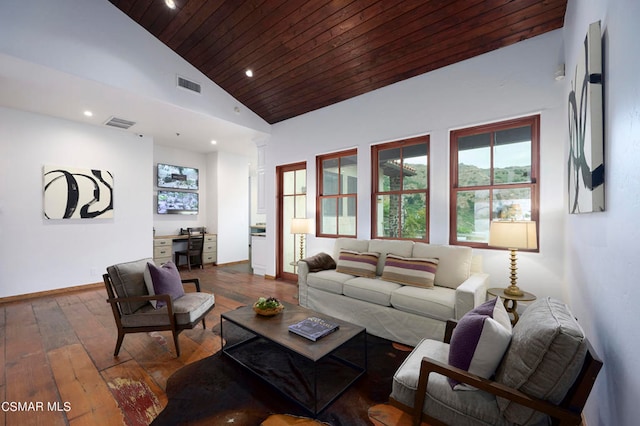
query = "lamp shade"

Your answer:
(489, 221), (537, 250)
(290, 218), (313, 234)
